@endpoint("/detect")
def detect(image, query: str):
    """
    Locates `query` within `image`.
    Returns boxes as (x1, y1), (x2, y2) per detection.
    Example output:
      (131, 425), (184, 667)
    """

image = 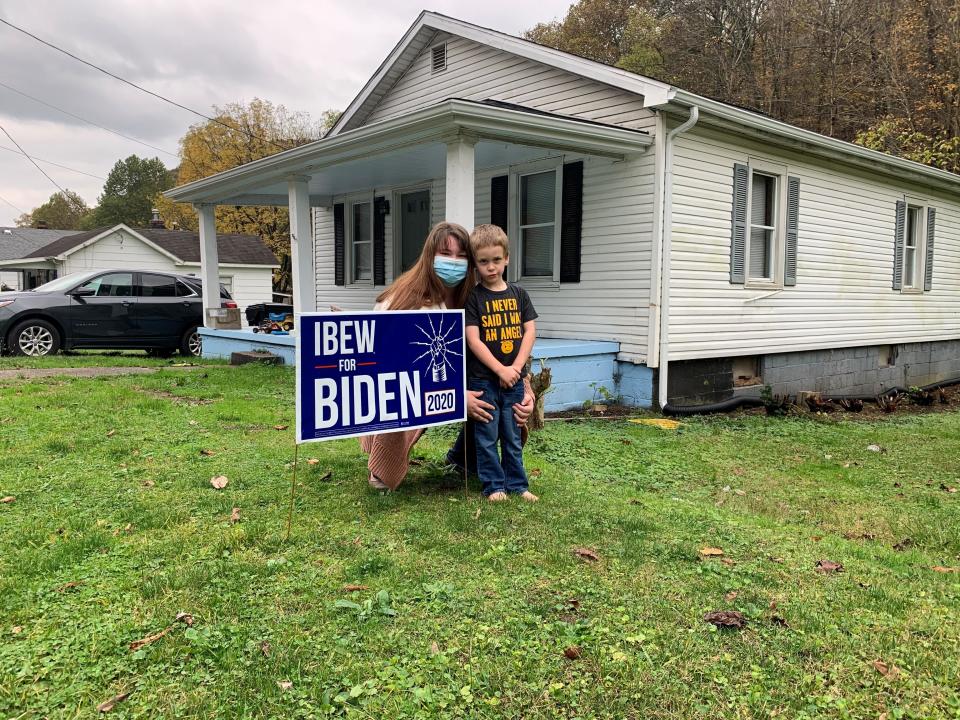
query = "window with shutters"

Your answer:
(509, 158), (563, 283)
(737, 159), (790, 288)
(348, 199), (374, 284)
(893, 197), (935, 293)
